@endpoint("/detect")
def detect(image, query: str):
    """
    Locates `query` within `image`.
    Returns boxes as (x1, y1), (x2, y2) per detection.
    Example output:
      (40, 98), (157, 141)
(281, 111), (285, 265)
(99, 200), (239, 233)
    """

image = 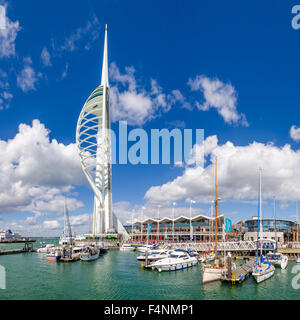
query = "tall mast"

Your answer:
(214, 157), (218, 264)
(274, 198), (277, 251)
(297, 202), (299, 243)
(259, 168), (262, 257)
